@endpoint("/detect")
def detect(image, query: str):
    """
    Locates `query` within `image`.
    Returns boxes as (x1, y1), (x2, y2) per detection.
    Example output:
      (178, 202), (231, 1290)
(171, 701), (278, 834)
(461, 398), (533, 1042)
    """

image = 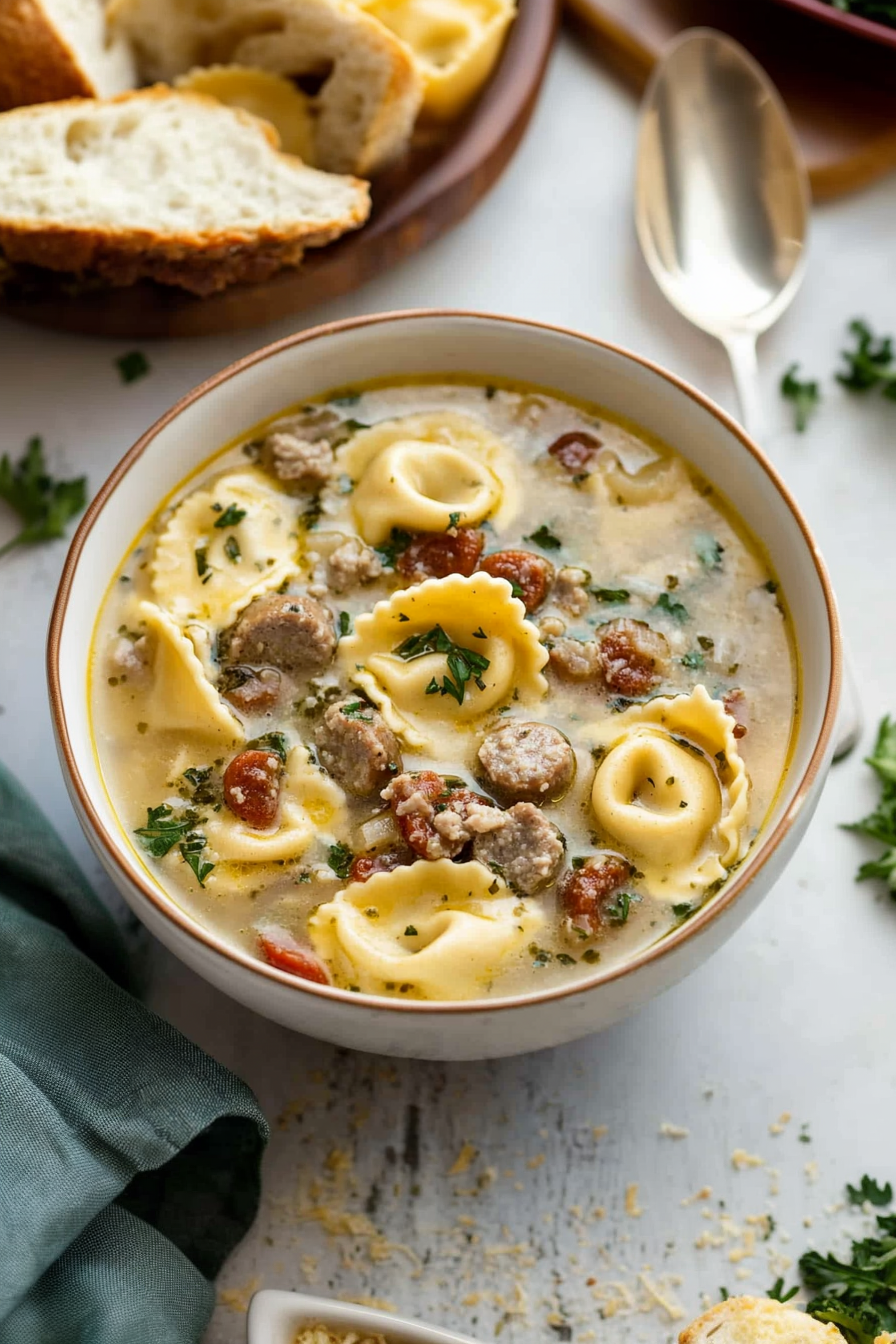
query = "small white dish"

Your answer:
(48, 310), (842, 1060)
(246, 1291), (480, 1344)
